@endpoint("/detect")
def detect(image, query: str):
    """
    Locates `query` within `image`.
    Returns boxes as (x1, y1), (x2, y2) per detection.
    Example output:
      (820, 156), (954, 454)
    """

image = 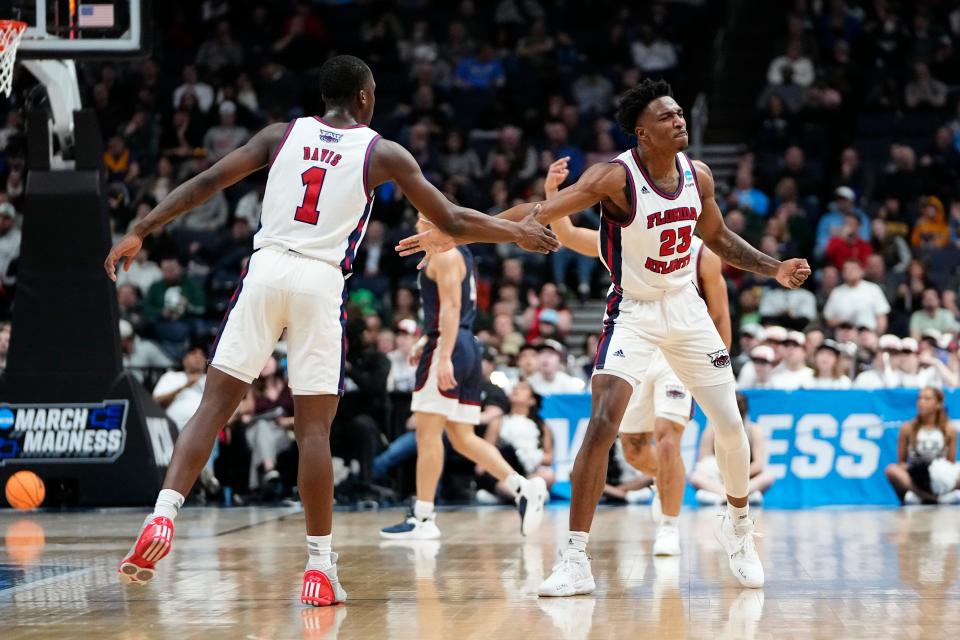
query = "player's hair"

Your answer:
(615, 78), (673, 133)
(319, 55), (372, 105)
